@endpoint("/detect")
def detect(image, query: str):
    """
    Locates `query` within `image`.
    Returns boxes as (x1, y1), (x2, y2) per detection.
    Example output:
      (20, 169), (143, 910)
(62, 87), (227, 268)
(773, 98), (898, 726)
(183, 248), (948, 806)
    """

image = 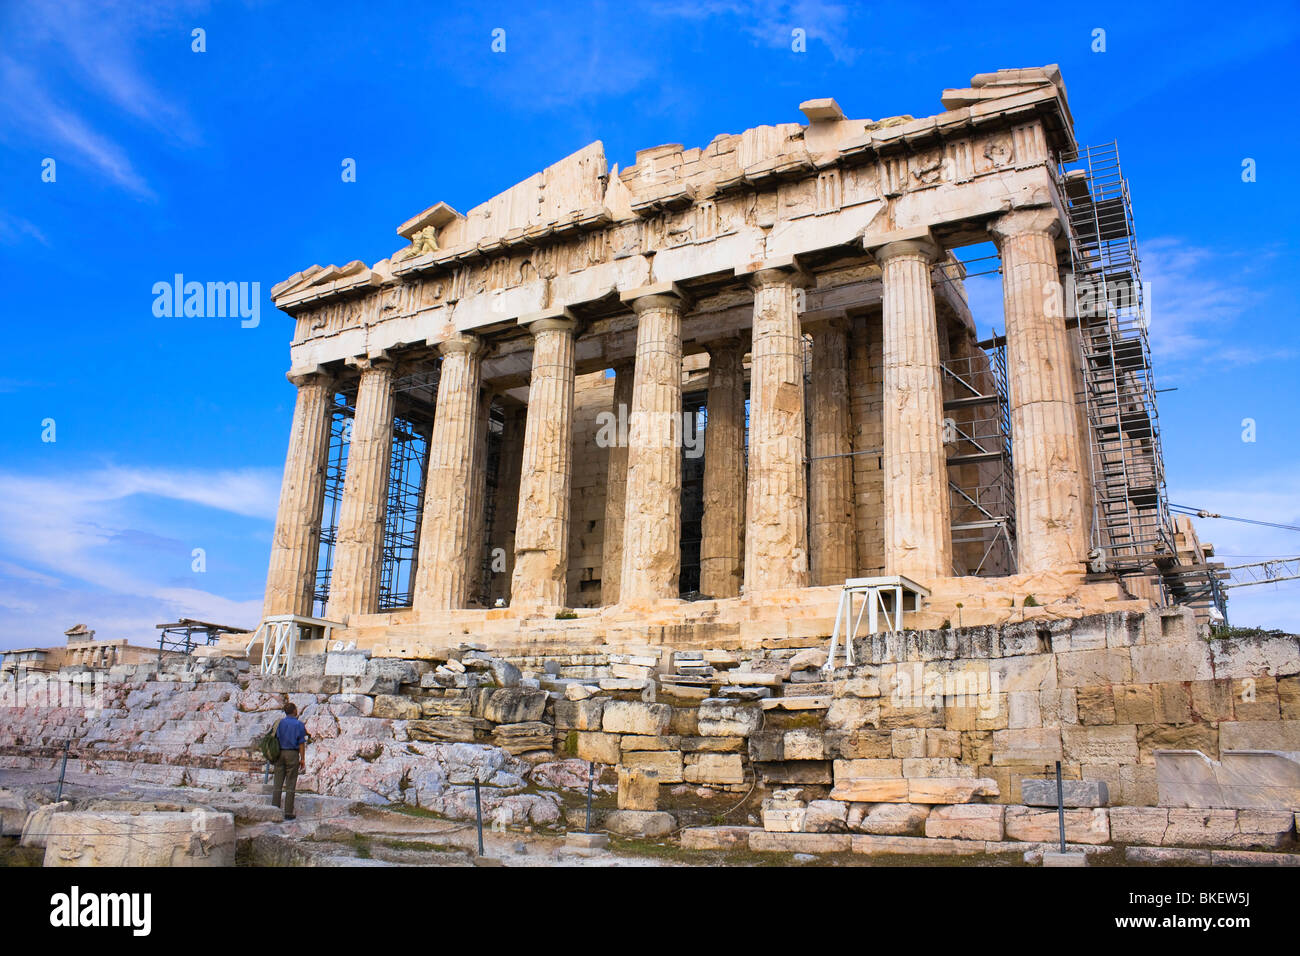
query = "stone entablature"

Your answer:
(273, 67), (1071, 377)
